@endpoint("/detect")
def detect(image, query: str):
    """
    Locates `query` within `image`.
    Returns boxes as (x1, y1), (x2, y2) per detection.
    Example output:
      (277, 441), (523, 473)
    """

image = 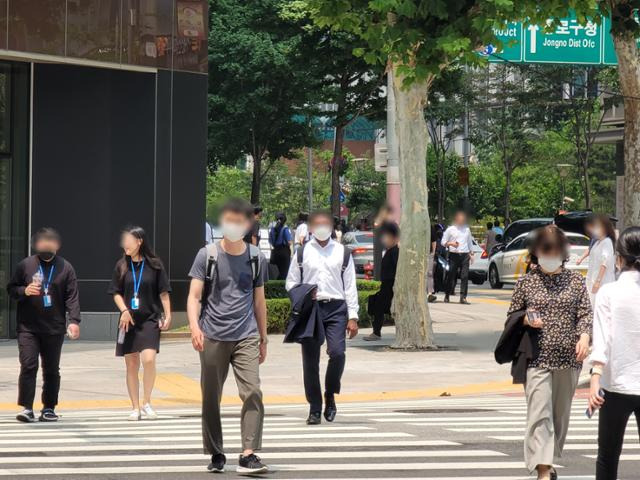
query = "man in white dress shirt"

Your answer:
(286, 211), (359, 425)
(441, 210), (475, 305)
